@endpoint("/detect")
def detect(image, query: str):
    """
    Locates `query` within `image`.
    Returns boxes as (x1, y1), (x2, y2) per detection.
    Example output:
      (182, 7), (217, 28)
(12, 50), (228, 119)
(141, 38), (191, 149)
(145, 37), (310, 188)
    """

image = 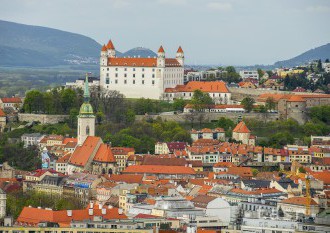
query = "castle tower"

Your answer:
(176, 46), (184, 66)
(100, 44), (107, 67)
(77, 74), (95, 145)
(106, 39), (116, 58)
(157, 45), (165, 68)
